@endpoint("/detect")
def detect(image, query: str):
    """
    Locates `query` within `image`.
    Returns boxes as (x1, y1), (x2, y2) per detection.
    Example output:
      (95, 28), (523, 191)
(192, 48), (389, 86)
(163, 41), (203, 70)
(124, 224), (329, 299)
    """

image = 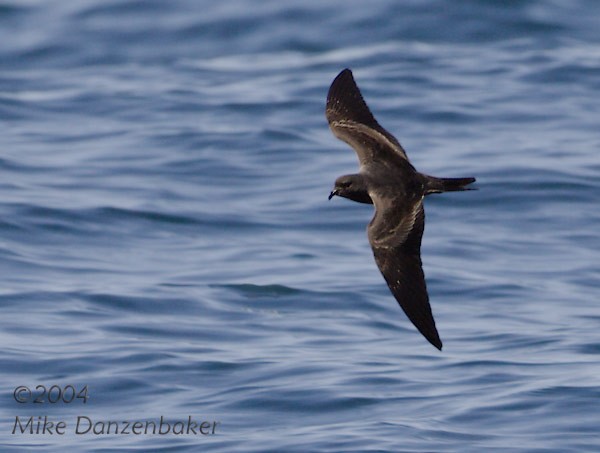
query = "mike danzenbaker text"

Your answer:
(12, 415), (219, 436)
